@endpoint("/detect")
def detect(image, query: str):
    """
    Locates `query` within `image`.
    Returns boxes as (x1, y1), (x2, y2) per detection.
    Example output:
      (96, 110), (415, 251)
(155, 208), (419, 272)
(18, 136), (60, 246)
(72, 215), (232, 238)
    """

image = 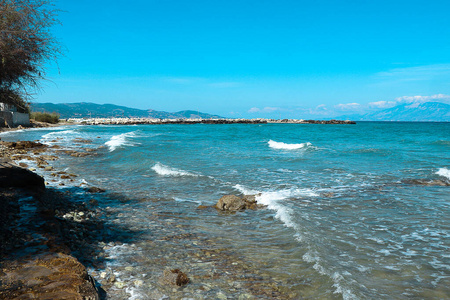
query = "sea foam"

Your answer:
(268, 139), (312, 150)
(105, 131), (139, 152)
(151, 162), (197, 177)
(436, 168), (450, 180)
(233, 184), (318, 233)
